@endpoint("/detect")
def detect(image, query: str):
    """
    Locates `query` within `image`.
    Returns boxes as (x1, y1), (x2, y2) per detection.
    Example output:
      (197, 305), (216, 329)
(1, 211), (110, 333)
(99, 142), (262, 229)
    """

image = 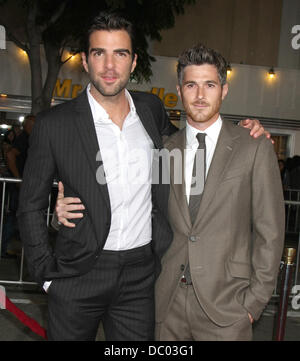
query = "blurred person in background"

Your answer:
(6, 115), (35, 180)
(1, 128), (16, 177)
(1, 129), (16, 164)
(278, 159), (290, 191)
(1, 115), (35, 258)
(288, 155), (300, 190)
